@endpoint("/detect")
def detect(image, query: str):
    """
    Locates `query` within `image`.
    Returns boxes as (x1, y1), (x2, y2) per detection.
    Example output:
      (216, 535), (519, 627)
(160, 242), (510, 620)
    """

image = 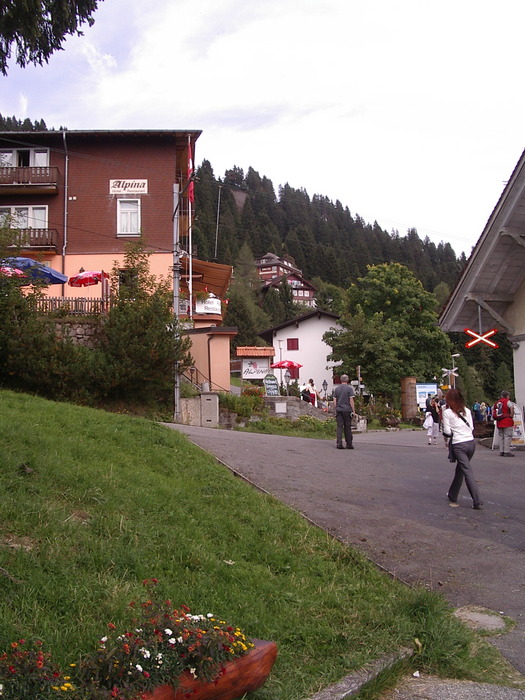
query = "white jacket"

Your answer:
(442, 407), (474, 444)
